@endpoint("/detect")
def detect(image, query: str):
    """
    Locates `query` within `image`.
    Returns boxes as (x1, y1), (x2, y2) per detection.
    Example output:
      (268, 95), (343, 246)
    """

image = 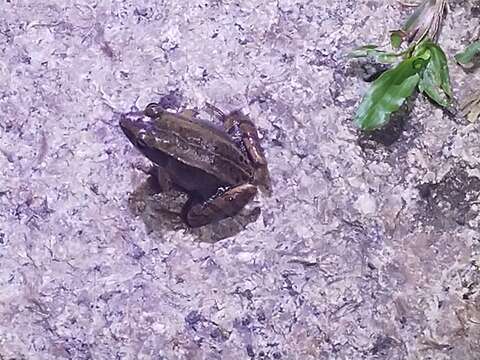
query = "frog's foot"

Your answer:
(133, 161), (153, 176)
(185, 184), (257, 227)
